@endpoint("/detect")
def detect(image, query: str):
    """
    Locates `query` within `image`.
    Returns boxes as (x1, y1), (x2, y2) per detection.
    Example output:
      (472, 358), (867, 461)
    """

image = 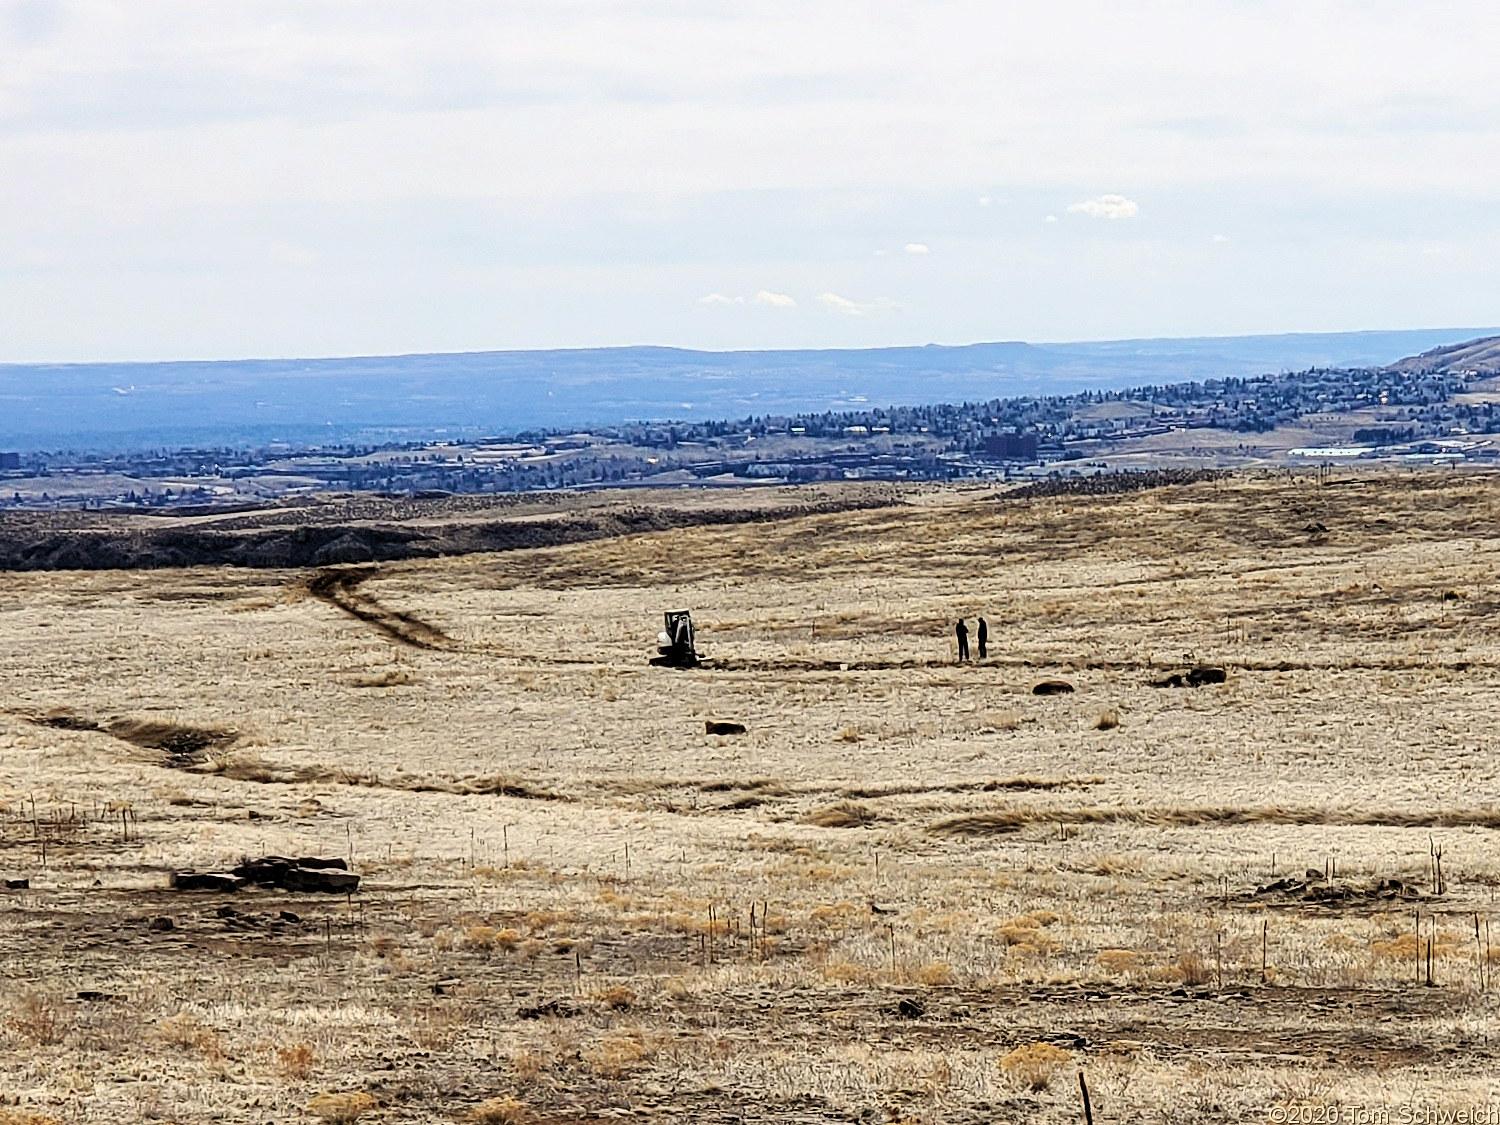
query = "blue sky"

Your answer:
(0, 0), (1497, 361)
